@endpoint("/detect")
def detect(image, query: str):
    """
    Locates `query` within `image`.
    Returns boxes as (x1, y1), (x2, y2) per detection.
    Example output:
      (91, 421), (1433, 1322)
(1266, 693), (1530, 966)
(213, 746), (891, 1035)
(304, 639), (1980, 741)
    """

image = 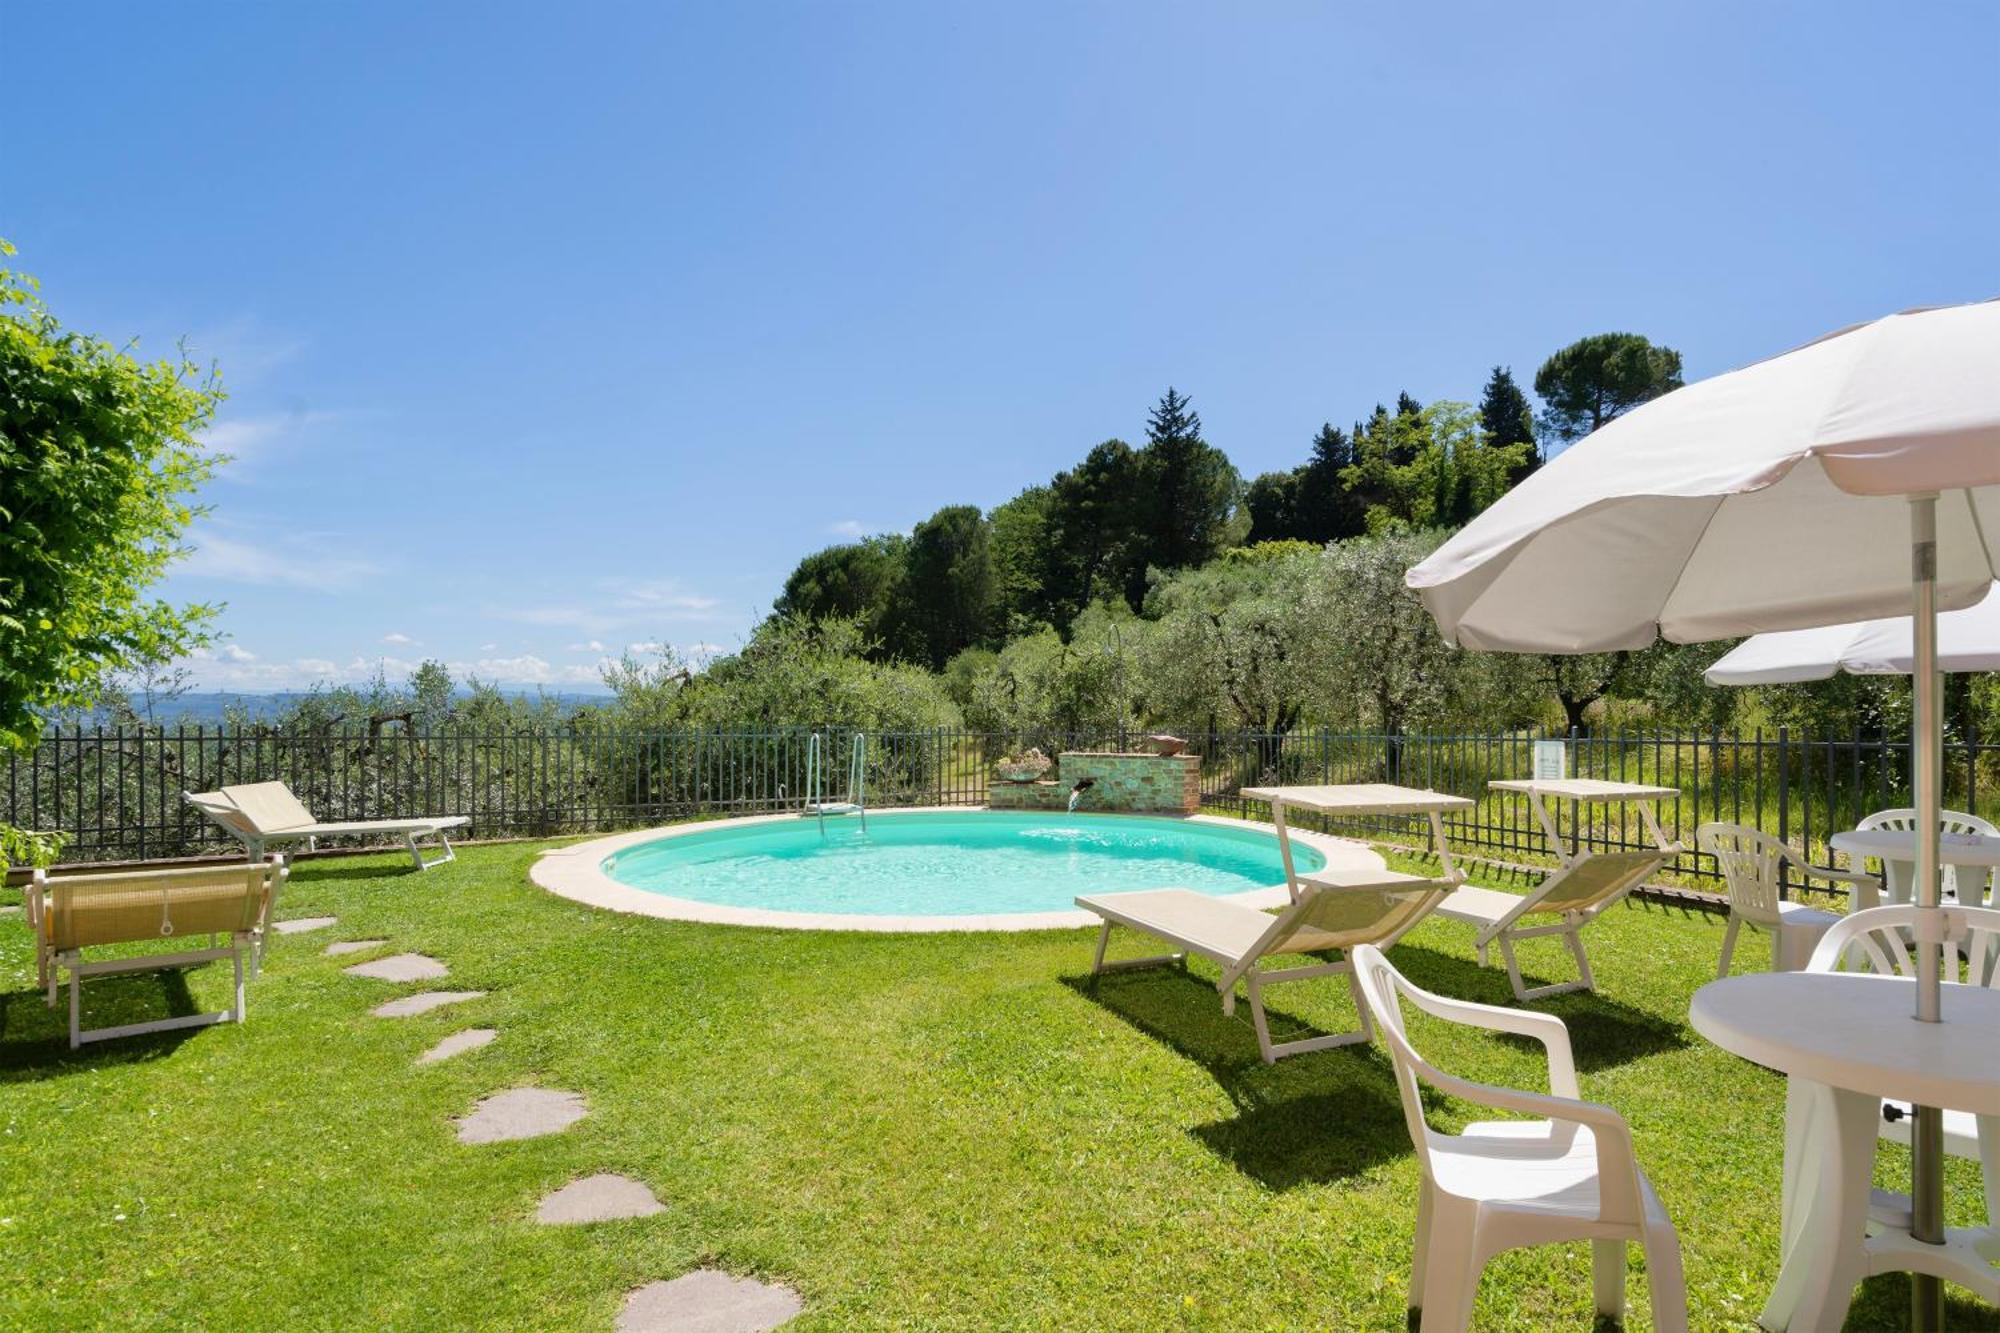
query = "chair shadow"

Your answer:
(1385, 943), (1691, 1074)
(1061, 965), (1413, 1189)
(0, 968), (208, 1080)
(280, 859), (421, 883)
